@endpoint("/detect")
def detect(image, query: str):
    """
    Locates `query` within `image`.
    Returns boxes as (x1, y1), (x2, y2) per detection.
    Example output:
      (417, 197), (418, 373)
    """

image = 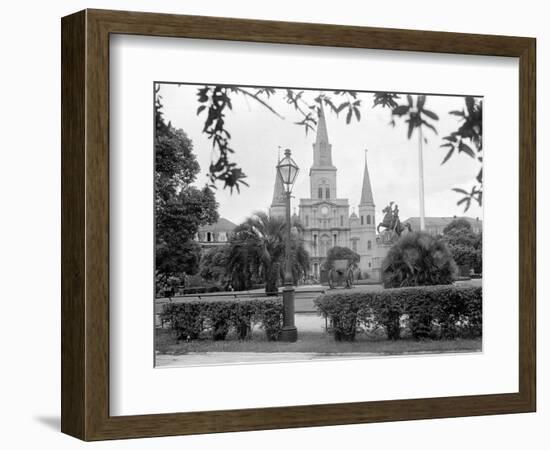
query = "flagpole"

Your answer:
(418, 125), (426, 230)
